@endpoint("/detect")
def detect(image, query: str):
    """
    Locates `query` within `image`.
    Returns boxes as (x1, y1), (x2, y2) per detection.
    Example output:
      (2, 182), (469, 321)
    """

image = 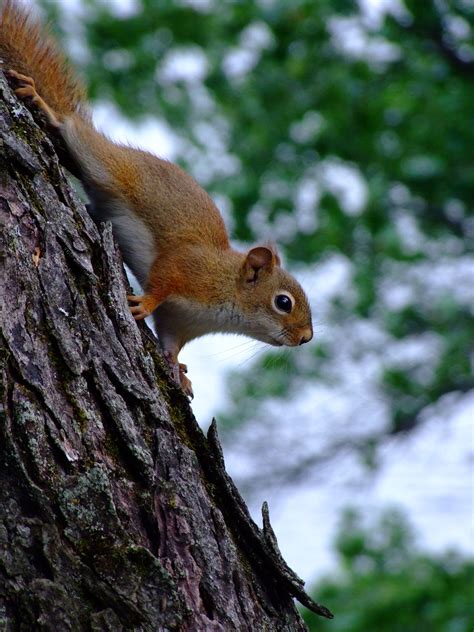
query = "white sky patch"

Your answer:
(274, 391), (473, 581)
(223, 21), (275, 81)
(101, 0), (141, 19)
(93, 101), (179, 159)
(306, 253), (354, 306)
(247, 202), (272, 240)
(380, 255), (474, 319)
(319, 158), (368, 216)
(223, 48), (261, 80)
(444, 14), (472, 41)
(359, 0), (410, 29)
(240, 21), (275, 50)
(294, 177), (321, 234)
(384, 333), (444, 383)
(290, 111), (325, 145)
(180, 138), (240, 185)
(285, 160), (369, 237)
(393, 210), (426, 254)
(271, 211), (298, 244)
(159, 47), (209, 84)
(388, 187), (468, 258)
(193, 120), (228, 154)
(369, 392), (474, 557)
(379, 281), (415, 311)
(183, 335), (268, 425)
(408, 256), (474, 309)
(40, 0), (92, 65)
(329, 16), (401, 67)
(226, 377), (474, 582)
